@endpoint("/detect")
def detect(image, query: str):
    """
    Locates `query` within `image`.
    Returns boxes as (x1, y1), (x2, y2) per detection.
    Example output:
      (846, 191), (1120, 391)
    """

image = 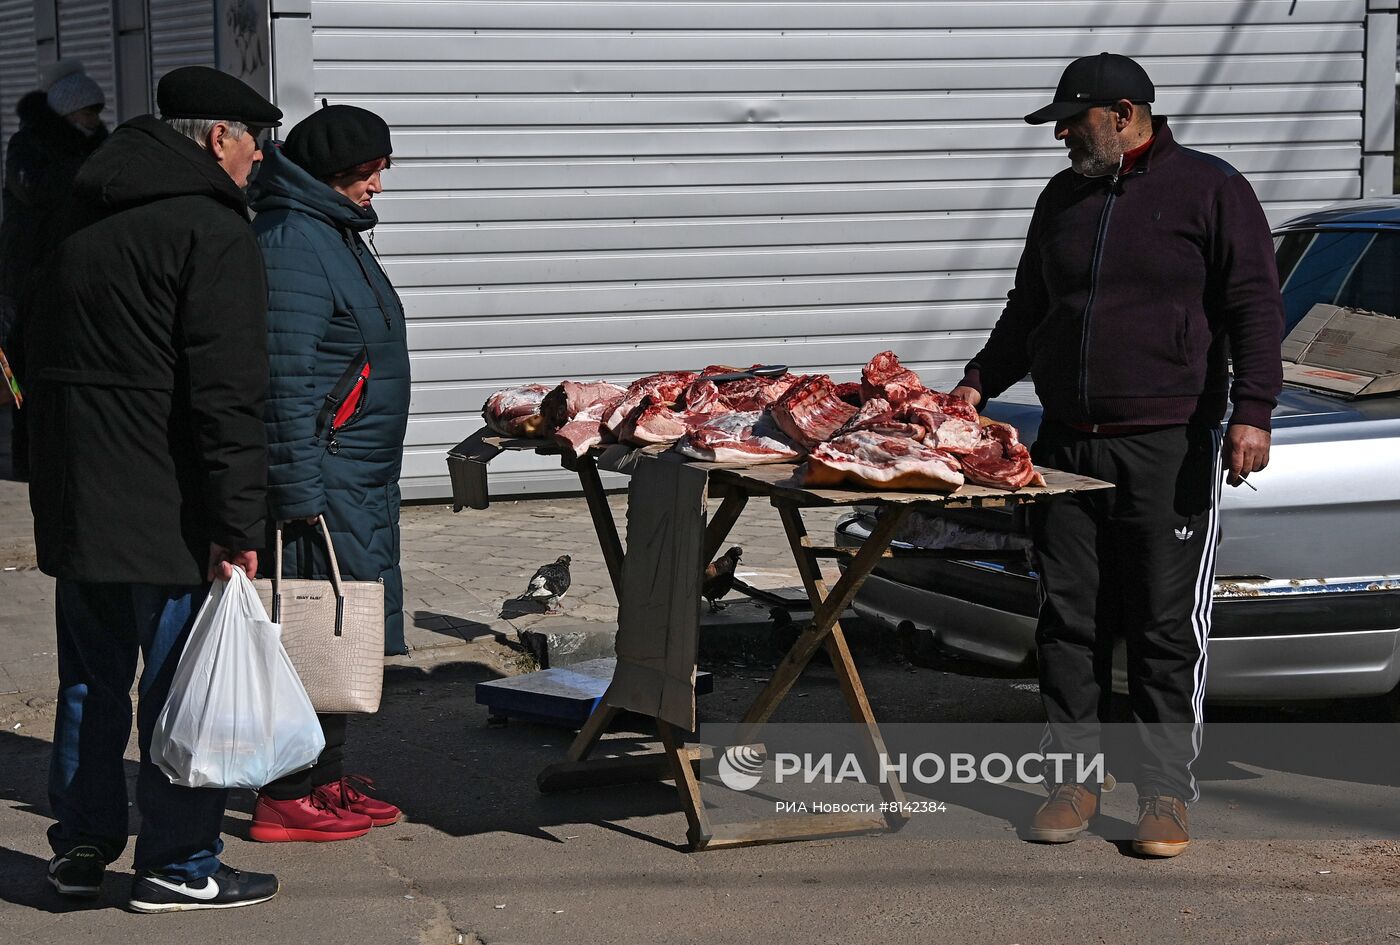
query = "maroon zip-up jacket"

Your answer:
(959, 118), (1284, 431)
